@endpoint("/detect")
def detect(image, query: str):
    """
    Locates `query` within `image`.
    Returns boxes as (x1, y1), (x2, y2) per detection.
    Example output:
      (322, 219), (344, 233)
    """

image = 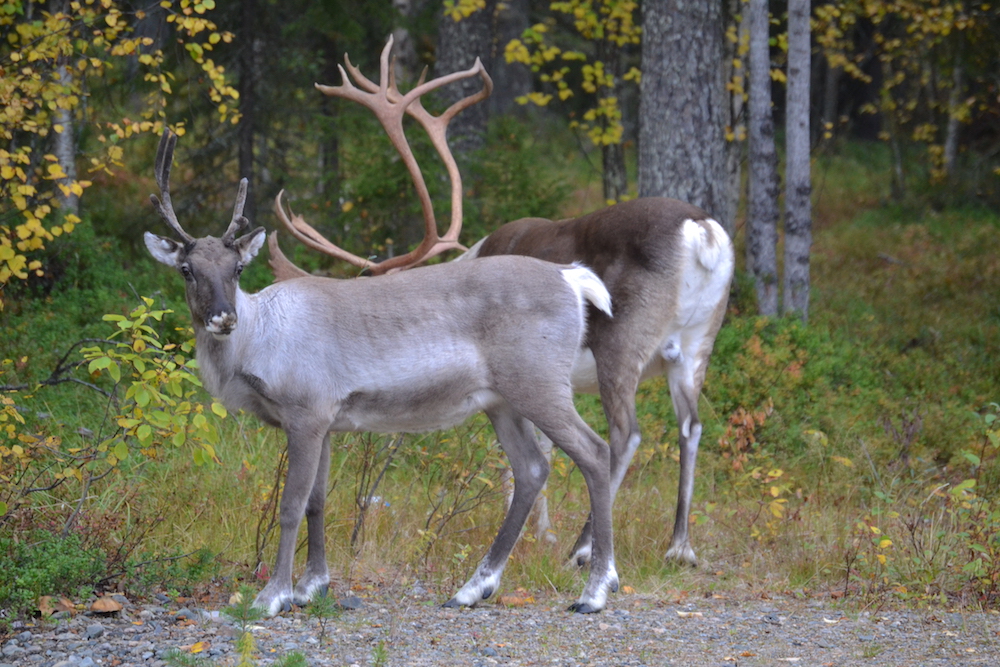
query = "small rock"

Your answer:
(17, 631), (32, 643)
(338, 596), (364, 611)
(84, 624), (104, 640)
(154, 593), (171, 604)
(762, 613), (782, 626)
(174, 608), (196, 621)
(1, 645), (26, 659)
(480, 646), (499, 657)
(78, 658), (96, 667)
